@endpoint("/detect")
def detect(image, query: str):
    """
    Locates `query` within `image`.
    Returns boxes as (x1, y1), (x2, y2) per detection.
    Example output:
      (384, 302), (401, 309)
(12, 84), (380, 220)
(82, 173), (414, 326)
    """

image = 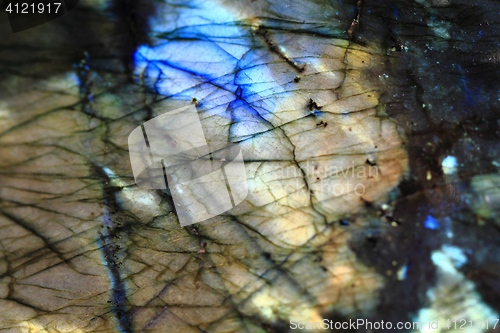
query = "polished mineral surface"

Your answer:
(0, 0), (499, 332)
